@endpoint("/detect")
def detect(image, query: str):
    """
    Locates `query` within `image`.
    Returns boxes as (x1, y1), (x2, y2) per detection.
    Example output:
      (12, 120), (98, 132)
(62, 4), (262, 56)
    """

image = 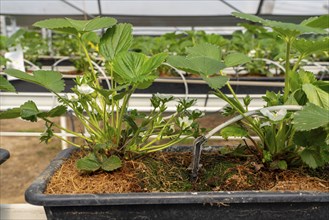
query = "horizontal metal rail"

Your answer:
(0, 131), (260, 143)
(0, 92), (266, 112)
